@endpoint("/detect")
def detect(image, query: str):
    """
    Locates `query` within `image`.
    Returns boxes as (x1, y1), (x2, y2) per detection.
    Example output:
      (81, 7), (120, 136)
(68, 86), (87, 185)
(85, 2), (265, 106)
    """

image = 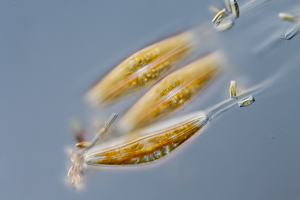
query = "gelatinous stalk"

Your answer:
(78, 113), (118, 155)
(67, 113), (118, 189)
(118, 52), (223, 133)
